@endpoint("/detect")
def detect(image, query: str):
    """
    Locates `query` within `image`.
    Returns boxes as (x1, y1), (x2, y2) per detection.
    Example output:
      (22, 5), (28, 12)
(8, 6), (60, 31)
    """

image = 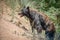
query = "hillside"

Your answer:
(0, 1), (45, 40)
